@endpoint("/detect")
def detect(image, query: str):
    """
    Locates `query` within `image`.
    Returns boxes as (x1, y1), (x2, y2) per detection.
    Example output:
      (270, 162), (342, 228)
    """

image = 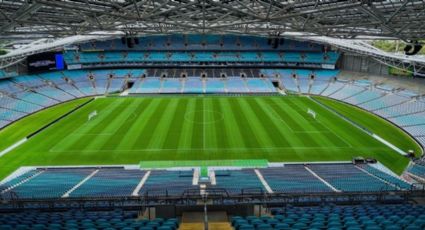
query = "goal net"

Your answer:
(307, 108), (316, 119)
(88, 111), (98, 121)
